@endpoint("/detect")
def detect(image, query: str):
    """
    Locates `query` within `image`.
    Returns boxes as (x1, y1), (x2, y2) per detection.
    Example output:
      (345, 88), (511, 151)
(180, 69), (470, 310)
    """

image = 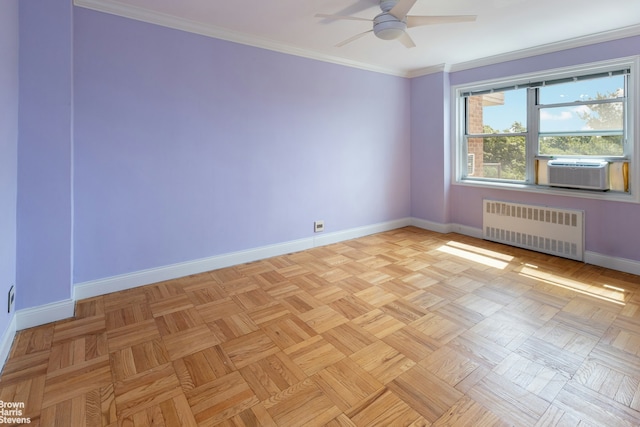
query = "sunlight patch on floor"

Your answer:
(519, 265), (627, 305)
(437, 241), (513, 270)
